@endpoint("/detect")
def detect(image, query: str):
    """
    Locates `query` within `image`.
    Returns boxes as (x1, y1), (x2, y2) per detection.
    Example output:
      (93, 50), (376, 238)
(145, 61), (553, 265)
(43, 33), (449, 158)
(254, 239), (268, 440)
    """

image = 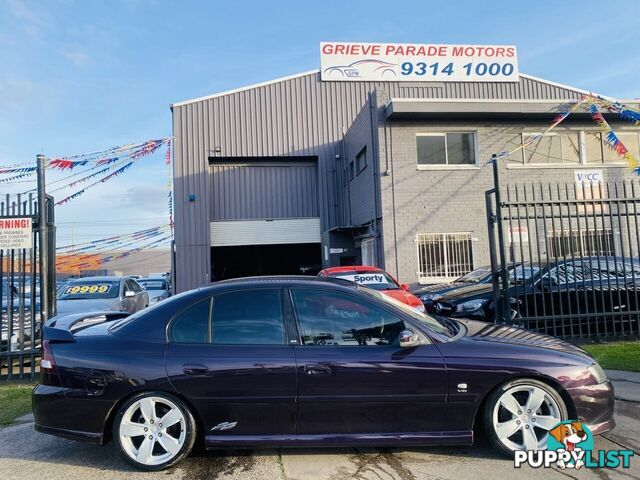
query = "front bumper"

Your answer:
(566, 380), (616, 435)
